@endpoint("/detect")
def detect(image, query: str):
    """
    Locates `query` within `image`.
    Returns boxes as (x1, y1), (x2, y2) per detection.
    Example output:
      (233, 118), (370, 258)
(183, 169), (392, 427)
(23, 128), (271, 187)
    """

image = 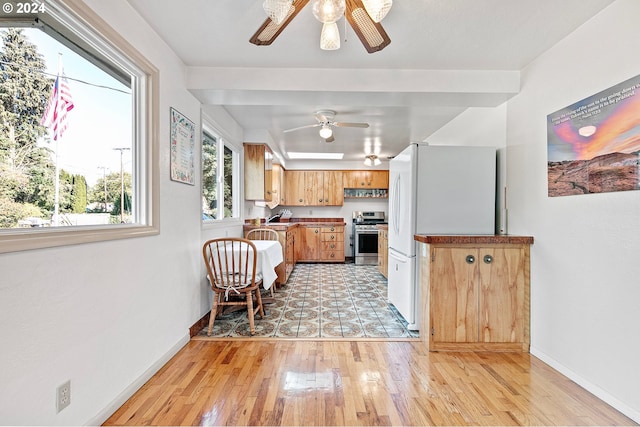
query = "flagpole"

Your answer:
(53, 53), (62, 226)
